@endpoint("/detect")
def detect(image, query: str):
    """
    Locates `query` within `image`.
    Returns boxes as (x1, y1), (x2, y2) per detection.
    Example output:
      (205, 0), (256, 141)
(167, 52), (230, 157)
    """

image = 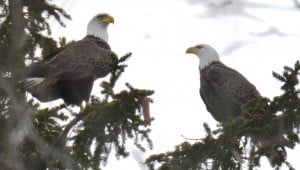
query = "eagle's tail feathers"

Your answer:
(23, 77), (45, 89)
